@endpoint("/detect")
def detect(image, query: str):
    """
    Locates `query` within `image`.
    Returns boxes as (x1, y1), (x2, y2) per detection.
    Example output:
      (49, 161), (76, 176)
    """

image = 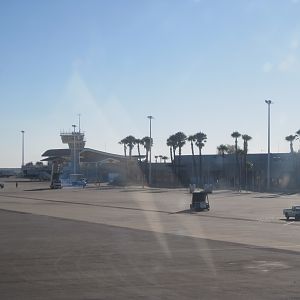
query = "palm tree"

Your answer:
(231, 131), (241, 188)
(295, 129), (300, 153)
(162, 156), (168, 163)
(174, 132), (187, 177)
(188, 134), (197, 182)
(125, 135), (136, 158)
(141, 136), (152, 162)
(159, 155), (163, 163)
(167, 132), (186, 180)
(242, 135), (252, 154)
(155, 155), (158, 163)
(194, 132), (207, 187)
(242, 134), (252, 189)
(134, 138), (143, 161)
(167, 134), (177, 165)
(119, 136), (136, 158)
(217, 144), (228, 157)
(225, 144), (237, 154)
(217, 144), (228, 183)
(119, 138), (127, 157)
(285, 135), (296, 153)
(231, 131), (241, 153)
